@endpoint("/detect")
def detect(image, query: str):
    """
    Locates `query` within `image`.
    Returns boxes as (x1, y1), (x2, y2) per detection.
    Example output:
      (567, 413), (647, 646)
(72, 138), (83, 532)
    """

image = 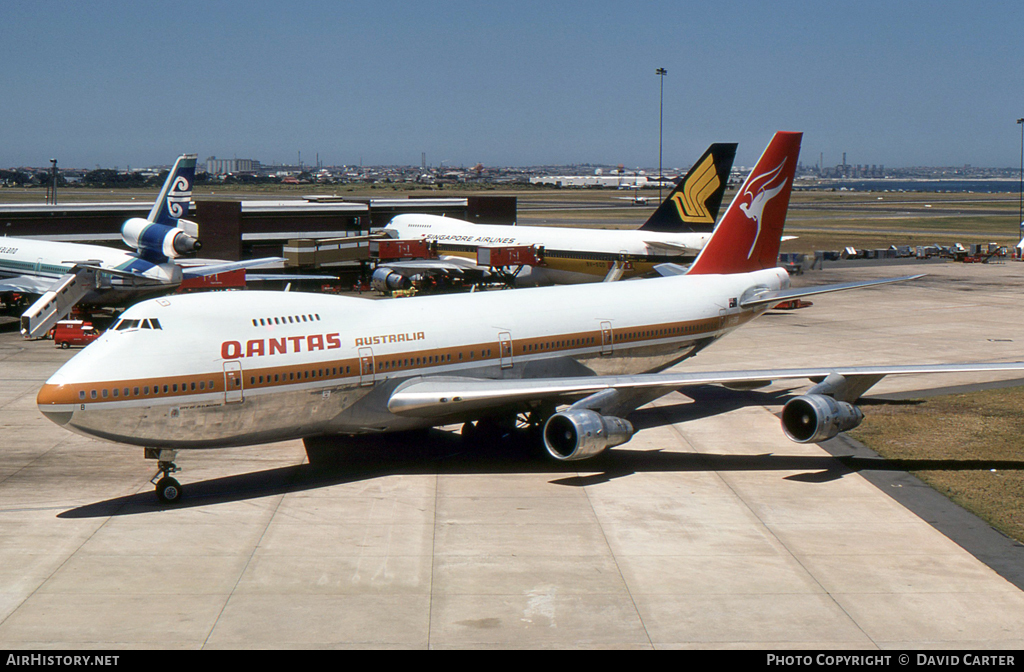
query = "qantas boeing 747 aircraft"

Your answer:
(37, 132), (1024, 503)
